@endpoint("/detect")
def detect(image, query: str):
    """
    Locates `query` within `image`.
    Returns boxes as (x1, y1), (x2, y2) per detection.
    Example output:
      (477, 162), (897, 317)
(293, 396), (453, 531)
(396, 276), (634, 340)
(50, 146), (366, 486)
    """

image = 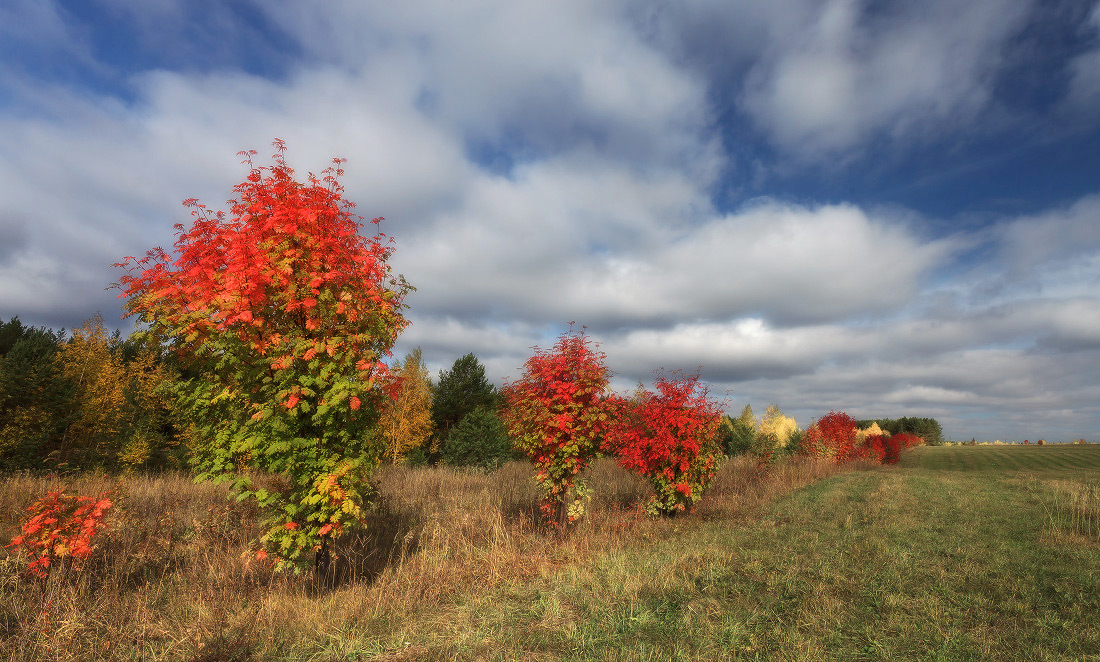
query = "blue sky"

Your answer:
(2, 0), (1100, 441)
